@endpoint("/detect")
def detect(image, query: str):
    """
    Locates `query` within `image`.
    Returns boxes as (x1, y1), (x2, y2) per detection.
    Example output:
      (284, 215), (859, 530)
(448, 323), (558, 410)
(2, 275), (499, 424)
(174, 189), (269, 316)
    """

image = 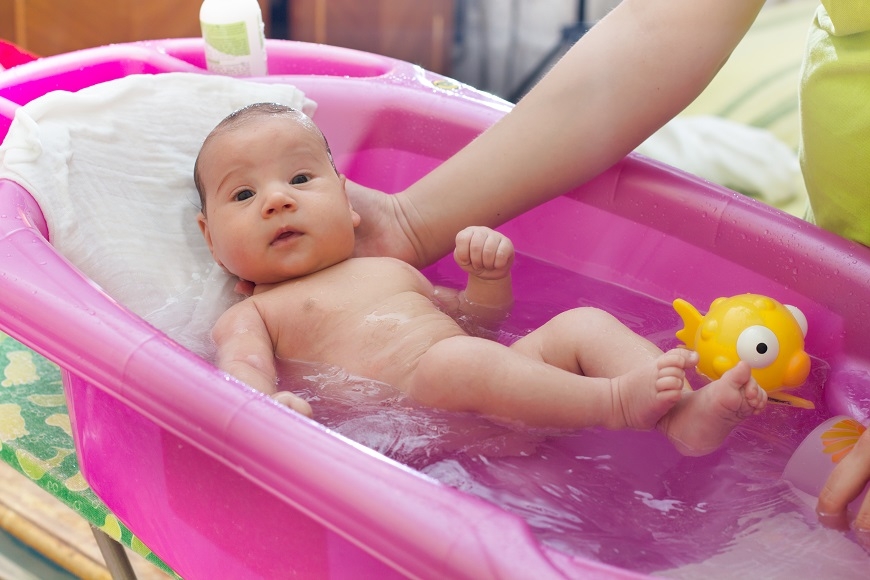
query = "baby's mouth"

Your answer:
(272, 228), (300, 244)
